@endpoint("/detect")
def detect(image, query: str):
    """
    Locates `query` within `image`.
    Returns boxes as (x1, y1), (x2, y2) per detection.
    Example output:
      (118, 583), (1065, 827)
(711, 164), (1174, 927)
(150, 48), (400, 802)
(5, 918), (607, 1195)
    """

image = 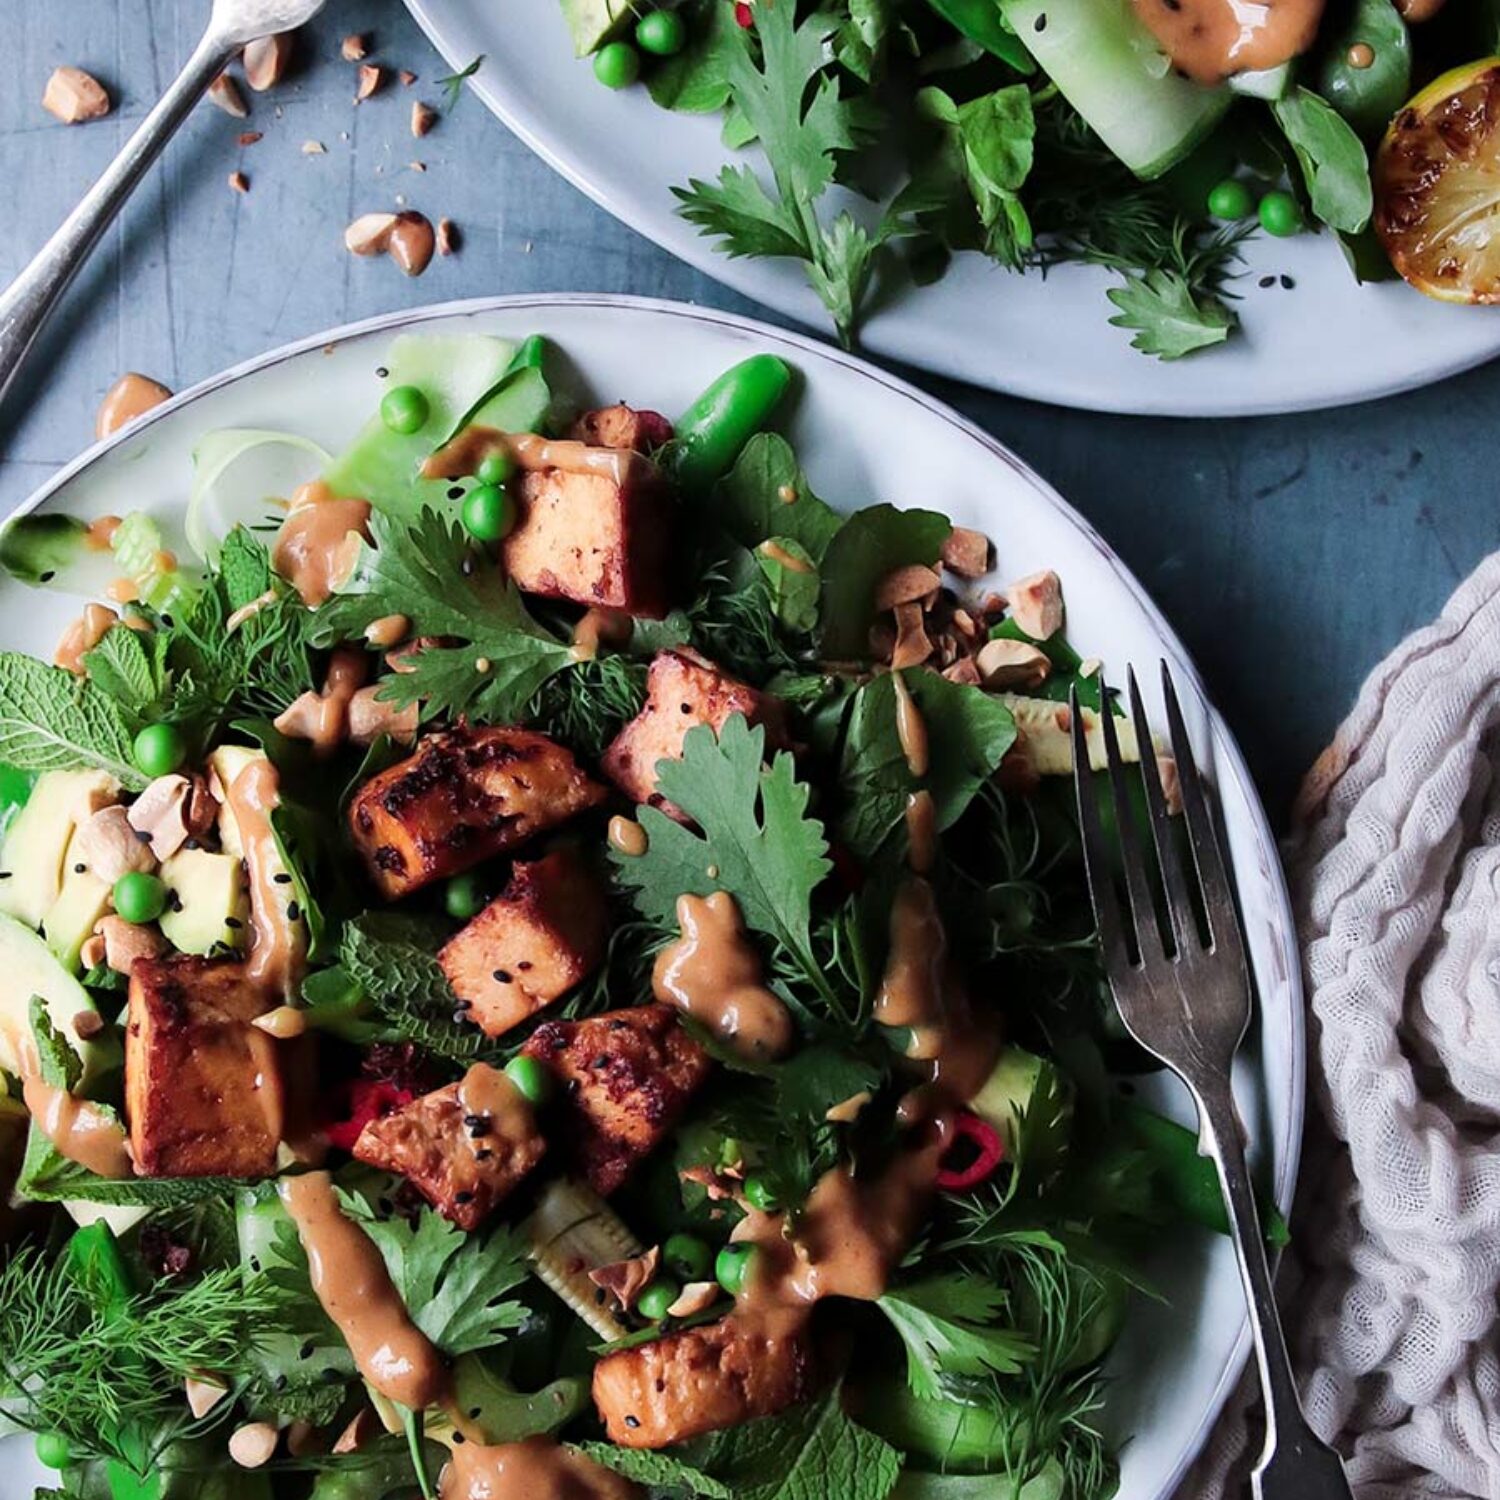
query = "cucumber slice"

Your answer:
(1229, 63), (1293, 100)
(1000, 0), (1231, 179)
